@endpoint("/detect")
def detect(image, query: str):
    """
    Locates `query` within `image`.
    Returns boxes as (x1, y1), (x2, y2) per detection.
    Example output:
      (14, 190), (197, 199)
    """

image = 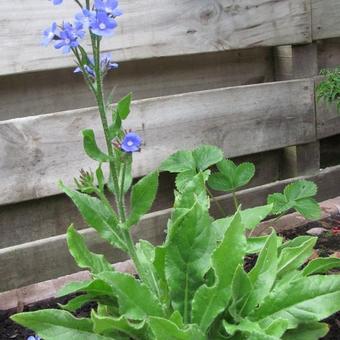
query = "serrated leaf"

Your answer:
(284, 180), (317, 201)
(127, 171), (159, 228)
(281, 322), (329, 340)
(96, 271), (164, 320)
(192, 210), (247, 331)
(267, 193), (293, 215)
(148, 317), (205, 340)
(67, 225), (113, 274)
(60, 183), (126, 251)
(207, 173), (232, 192)
(165, 201), (216, 321)
(159, 151), (196, 173)
(91, 310), (146, 339)
(11, 309), (110, 340)
(82, 129), (110, 162)
(302, 257), (340, 276)
(192, 145), (223, 171)
(250, 275), (340, 328)
(234, 162), (255, 187)
(294, 198), (321, 220)
(175, 170), (197, 192)
(277, 237), (317, 277)
(117, 93), (132, 120)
